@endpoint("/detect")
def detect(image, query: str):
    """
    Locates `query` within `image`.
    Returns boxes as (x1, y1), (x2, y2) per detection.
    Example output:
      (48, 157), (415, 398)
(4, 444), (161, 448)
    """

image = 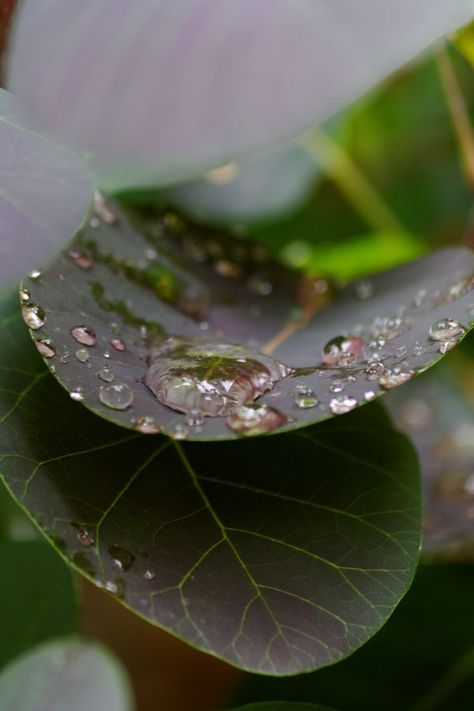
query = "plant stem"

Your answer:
(300, 128), (405, 233)
(436, 43), (474, 192)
